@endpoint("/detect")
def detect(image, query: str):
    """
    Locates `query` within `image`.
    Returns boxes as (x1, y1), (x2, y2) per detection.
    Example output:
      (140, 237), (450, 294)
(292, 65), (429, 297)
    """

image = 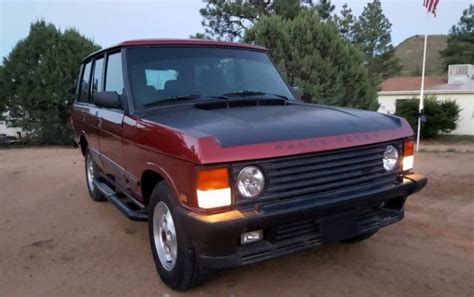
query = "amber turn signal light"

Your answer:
(403, 139), (414, 172)
(197, 168), (229, 191)
(404, 139), (414, 156)
(196, 168), (231, 209)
